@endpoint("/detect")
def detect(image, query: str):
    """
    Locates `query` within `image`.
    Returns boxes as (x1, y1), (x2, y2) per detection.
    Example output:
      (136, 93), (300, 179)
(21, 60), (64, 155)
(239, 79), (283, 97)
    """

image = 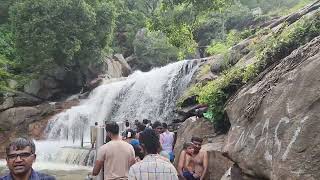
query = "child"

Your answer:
(181, 142), (200, 180)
